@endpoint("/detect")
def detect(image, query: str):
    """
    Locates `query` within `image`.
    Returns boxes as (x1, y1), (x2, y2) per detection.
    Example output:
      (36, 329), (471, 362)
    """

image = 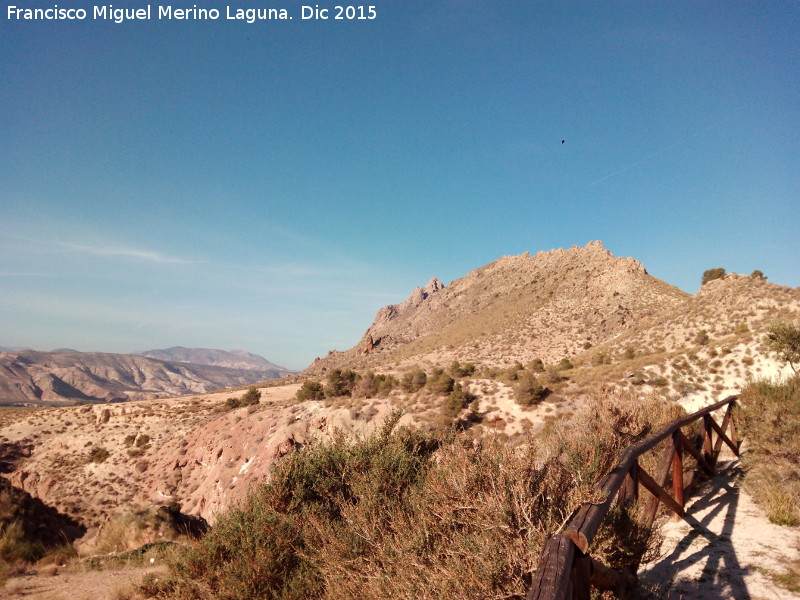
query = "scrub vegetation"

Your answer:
(143, 394), (683, 600)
